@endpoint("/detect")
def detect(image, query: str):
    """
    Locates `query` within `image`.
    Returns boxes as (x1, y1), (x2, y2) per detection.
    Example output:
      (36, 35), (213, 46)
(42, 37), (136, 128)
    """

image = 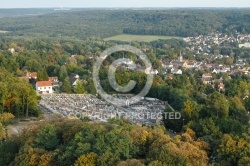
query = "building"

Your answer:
(70, 73), (80, 86)
(171, 69), (182, 75)
(27, 72), (37, 80)
(172, 61), (187, 68)
(49, 77), (59, 87)
(202, 73), (213, 84)
(178, 51), (183, 62)
(36, 81), (53, 94)
(171, 51), (187, 68)
(163, 61), (173, 69)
